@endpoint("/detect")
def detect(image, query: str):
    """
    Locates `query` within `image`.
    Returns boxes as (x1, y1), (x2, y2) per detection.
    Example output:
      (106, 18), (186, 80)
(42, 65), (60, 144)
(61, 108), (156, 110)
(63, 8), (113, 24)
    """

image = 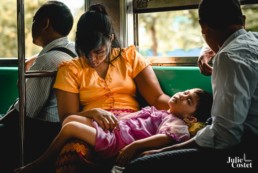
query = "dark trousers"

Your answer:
(0, 108), (61, 173)
(124, 136), (258, 173)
